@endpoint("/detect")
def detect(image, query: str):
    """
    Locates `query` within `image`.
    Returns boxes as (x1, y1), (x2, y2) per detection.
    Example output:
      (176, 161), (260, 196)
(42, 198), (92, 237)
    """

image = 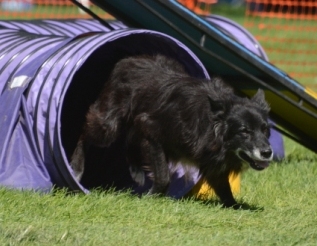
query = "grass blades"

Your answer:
(1, 139), (317, 245)
(0, 4), (317, 246)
